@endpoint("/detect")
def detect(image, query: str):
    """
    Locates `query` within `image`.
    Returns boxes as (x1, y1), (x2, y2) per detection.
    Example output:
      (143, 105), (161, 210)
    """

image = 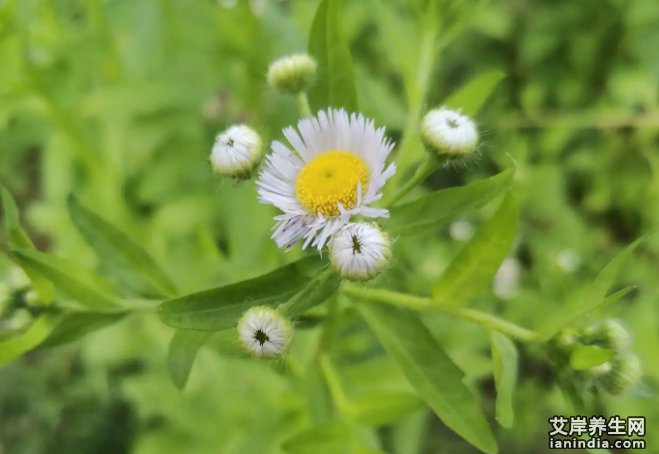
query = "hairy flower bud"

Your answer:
(267, 54), (317, 95)
(421, 107), (479, 158)
(237, 306), (293, 358)
(600, 353), (642, 395)
(581, 319), (631, 353)
(210, 125), (263, 177)
(329, 222), (391, 282)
